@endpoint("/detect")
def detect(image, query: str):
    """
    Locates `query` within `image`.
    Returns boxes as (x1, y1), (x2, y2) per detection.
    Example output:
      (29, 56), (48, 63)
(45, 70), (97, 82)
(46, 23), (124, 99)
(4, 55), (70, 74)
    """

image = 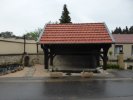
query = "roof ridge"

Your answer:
(113, 34), (133, 35)
(47, 22), (104, 25)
